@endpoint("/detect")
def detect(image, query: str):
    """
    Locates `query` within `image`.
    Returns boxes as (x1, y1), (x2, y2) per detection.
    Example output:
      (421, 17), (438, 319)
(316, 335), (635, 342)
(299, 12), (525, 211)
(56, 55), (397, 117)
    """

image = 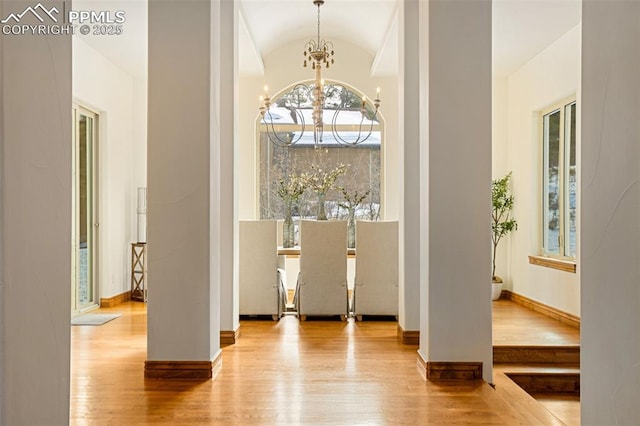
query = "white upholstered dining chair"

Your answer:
(276, 219), (284, 246)
(239, 220), (286, 319)
(276, 219), (285, 270)
(353, 220), (399, 320)
(295, 220), (348, 321)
